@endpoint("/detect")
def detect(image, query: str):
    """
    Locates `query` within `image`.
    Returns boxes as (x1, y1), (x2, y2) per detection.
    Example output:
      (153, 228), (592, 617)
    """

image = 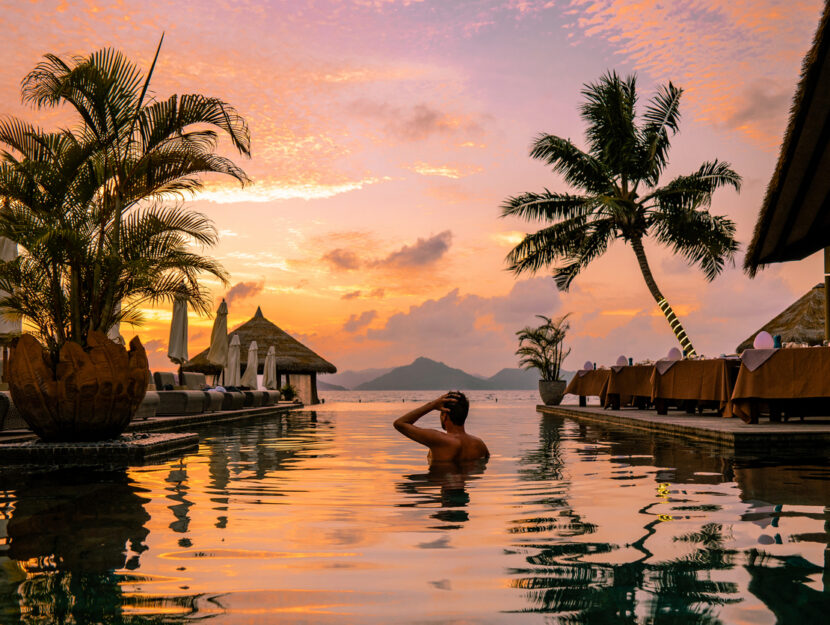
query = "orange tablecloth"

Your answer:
(564, 369), (611, 403)
(651, 359), (739, 417)
(731, 347), (830, 422)
(605, 365), (654, 407)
